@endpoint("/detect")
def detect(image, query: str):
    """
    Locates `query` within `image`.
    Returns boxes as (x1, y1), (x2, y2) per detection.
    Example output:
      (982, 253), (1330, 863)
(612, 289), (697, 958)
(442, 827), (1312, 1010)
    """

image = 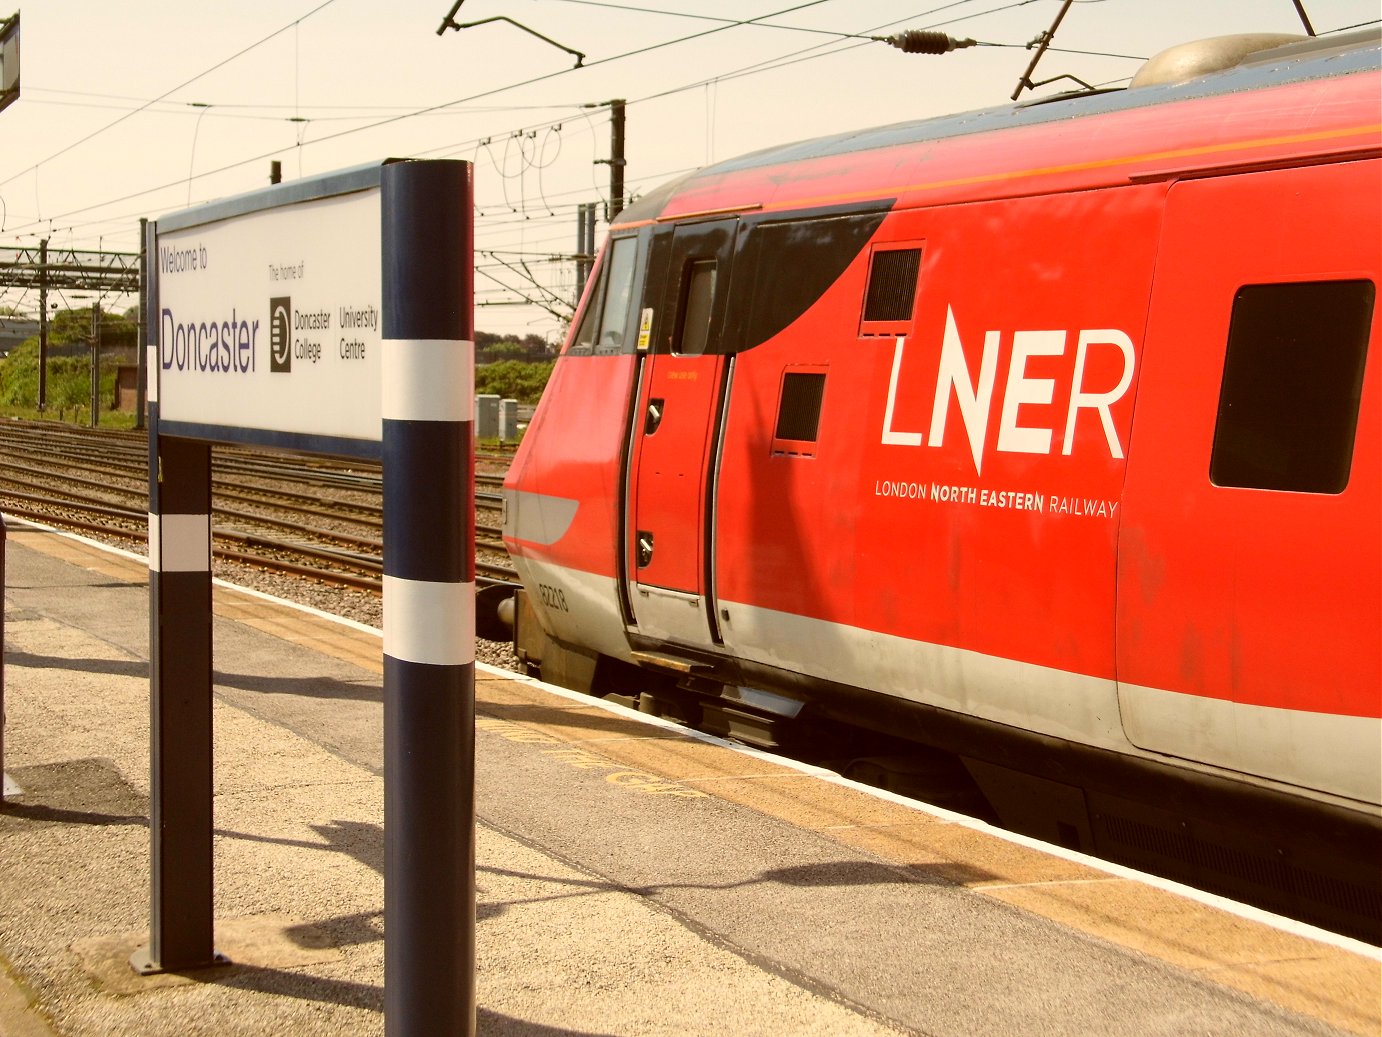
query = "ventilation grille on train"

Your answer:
(863, 249), (921, 323)
(775, 372), (827, 443)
